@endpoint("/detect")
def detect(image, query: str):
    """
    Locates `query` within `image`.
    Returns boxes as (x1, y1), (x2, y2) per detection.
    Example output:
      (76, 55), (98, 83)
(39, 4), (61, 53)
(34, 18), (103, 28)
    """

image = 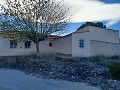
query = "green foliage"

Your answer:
(77, 22), (106, 30)
(109, 62), (120, 79)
